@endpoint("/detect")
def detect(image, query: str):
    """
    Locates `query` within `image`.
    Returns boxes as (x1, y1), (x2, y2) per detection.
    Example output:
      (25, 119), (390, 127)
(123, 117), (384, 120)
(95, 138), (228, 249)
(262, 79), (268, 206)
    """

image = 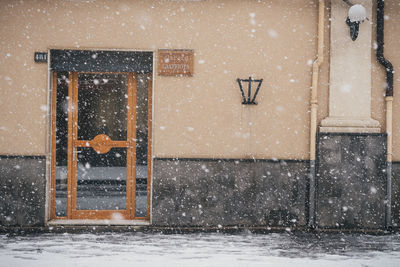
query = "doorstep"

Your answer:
(47, 220), (151, 226)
